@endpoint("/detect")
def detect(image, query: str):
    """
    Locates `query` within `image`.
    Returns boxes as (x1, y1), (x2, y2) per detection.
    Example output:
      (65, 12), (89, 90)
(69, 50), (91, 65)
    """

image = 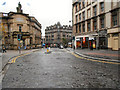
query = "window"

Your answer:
(93, 18), (97, 30)
(67, 35), (69, 37)
(87, 0), (91, 5)
(87, 21), (91, 32)
(76, 5), (78, 12)
(93, 5), (97, 16)
(76, 15), (78, 23)
(52, 35), (54, 38)
(58, 37), (60, 39)
(100, 2), (104, 12)
(82, 1), (85, 8)
(19, 26), (22, 32)
(82, 23), (85, 32)
(79, 24), (81, 33)
(79, 3), (81, 10)
(112, 1), (118, 9)
(112, 11), (118, 26)
(79, 13), (81, 21)
(63, 34), (65, 37)
(82, 11), (85, 20)
(113, 33), (118, 37)
(57, 34), (60, 37)
(76, 25), (78, 33)
(46, 36), (48, 38)
(92, 0), (97, 3)
(87, 9), (91, 18)
(100, 15), (105, 28)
